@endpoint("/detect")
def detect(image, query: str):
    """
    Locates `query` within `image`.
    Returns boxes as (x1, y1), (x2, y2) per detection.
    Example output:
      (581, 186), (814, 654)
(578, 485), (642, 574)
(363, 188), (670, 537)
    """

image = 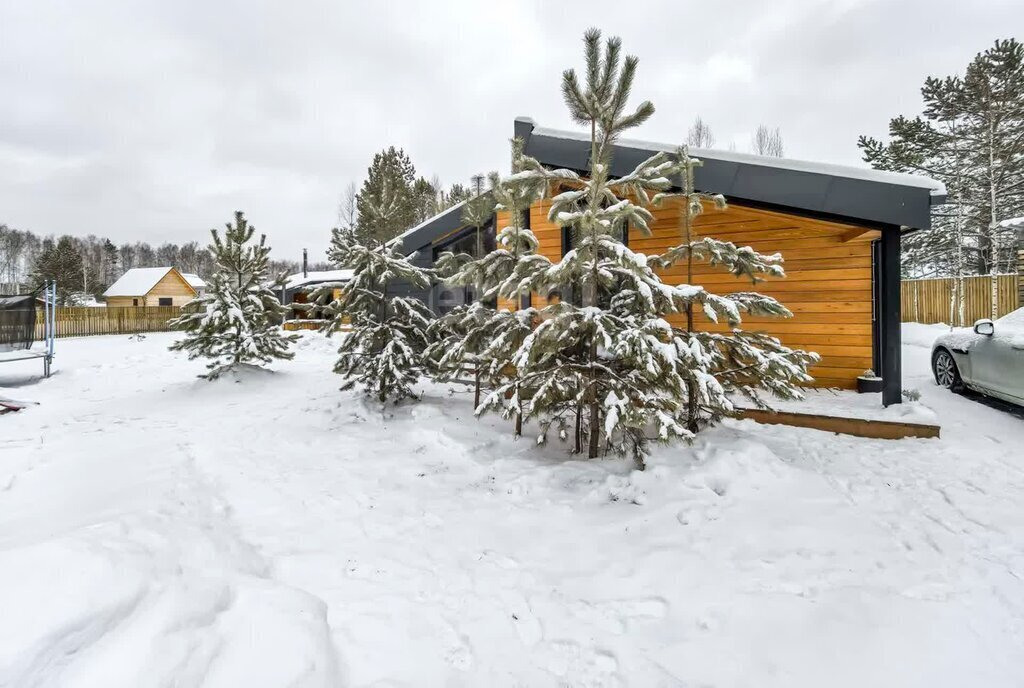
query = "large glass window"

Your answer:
(431, 224), (497, 314)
